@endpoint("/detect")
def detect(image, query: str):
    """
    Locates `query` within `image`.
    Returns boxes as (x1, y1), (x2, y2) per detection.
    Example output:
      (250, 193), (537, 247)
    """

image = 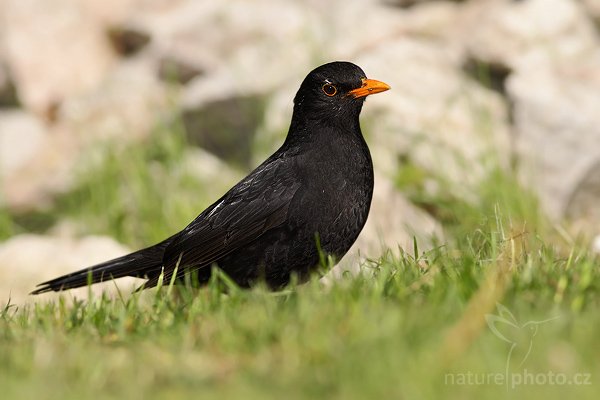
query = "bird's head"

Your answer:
(292, 61), (390, 126)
